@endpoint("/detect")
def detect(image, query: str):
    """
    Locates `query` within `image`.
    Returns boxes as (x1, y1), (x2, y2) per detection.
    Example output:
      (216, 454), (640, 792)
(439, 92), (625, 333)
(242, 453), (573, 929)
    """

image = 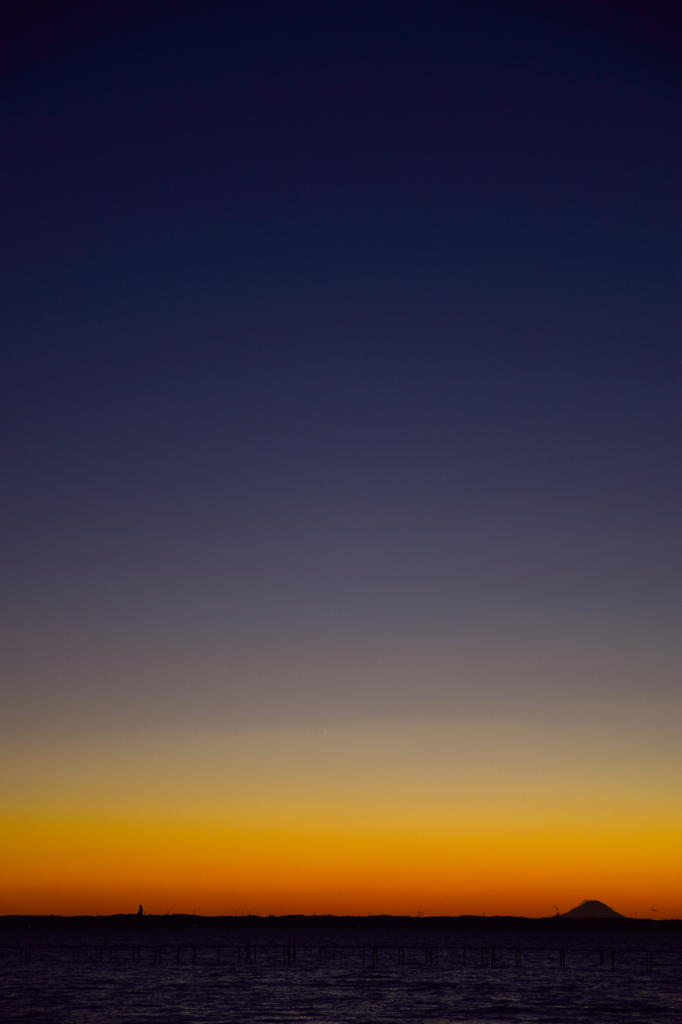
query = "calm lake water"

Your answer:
(2, 916), (681, 1023)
